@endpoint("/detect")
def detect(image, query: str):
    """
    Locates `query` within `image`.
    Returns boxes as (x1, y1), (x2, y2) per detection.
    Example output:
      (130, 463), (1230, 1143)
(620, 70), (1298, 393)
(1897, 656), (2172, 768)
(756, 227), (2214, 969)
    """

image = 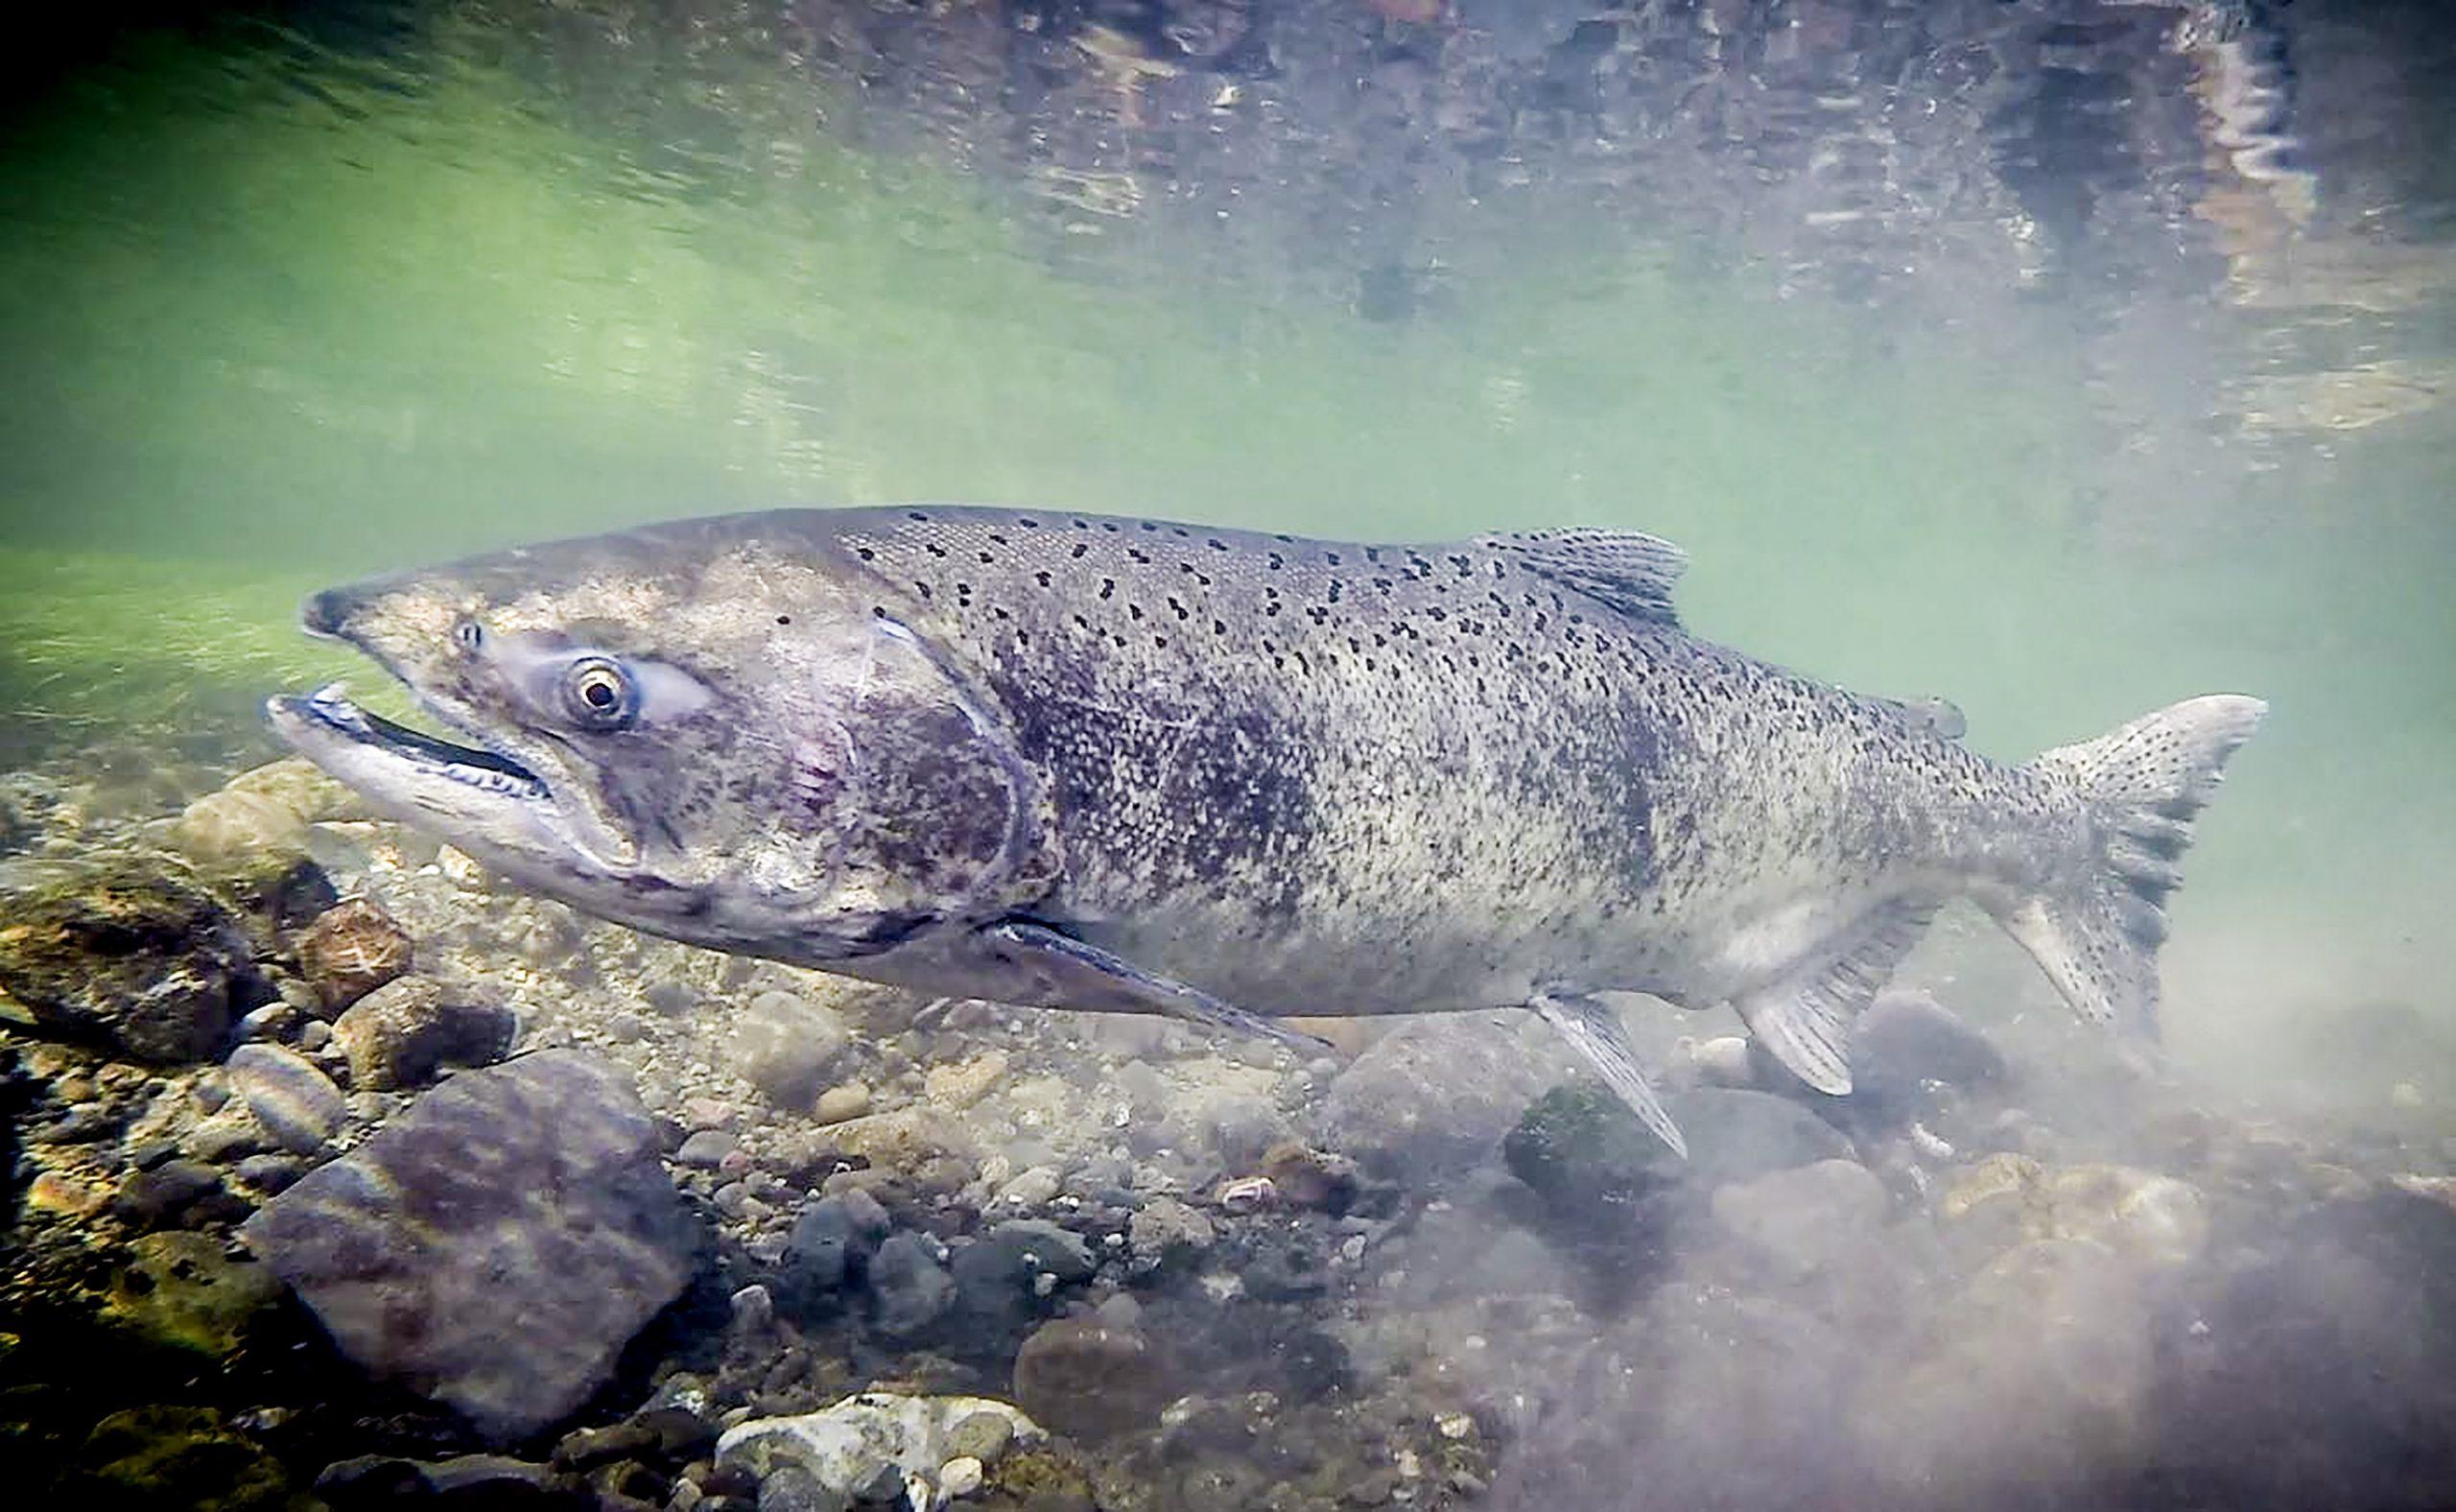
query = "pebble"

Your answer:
(1128, 1196), (1216, 1263)
(330, 976), (516, 1091)
(937, 1455), (984, 1499)
(925, 1050), (1009, 1111)
(815, 1084), (872, 1124)
(996, 1165), (1062, 1210)
(224, 1042), (346, 1156)
(943, 1411), (1014, 1466)
(730, 1284), (776, 1333)
(867, 1233), (955, 1338)
(676, 1130), (738, 1169)
(1011, 1317), (1169, 1442)
(731, 990), (851, 1108)
(296, 898), (413, 1011)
